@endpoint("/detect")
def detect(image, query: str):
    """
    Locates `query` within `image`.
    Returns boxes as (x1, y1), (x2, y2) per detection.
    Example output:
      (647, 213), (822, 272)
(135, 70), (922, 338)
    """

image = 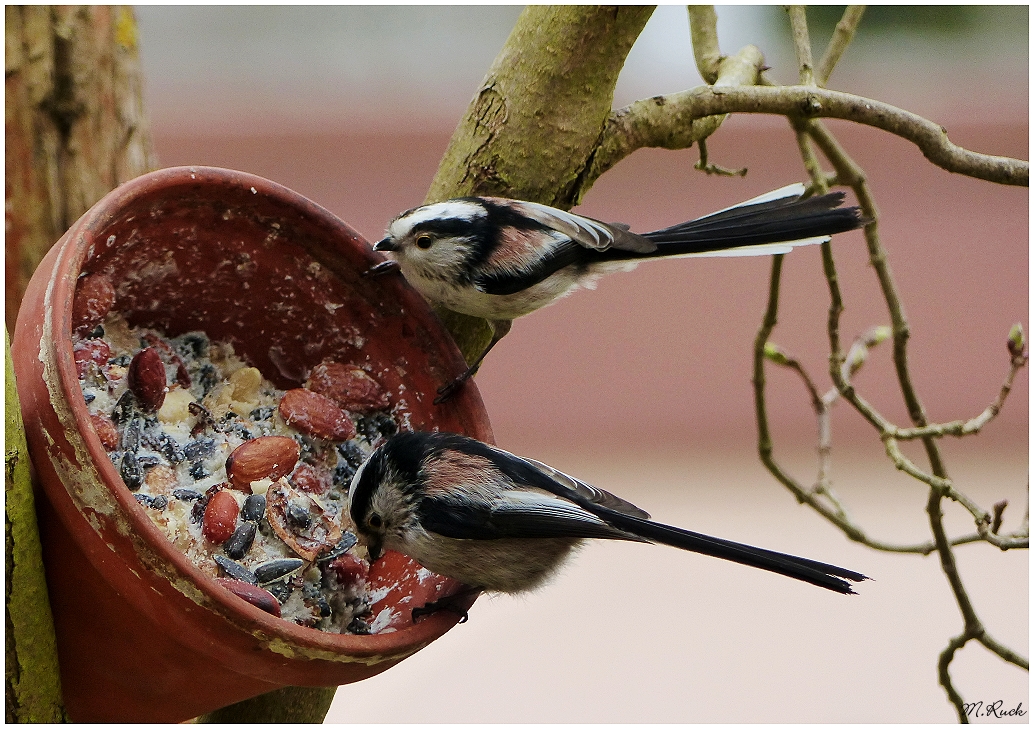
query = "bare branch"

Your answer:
(890, 349), (1028, 440)
(816, 6), (866, 85)
(797, 110), (1030, 712)
(882, 438), (990, 525)
(607, 84), (1027, 186)
(751, 260), (1005, 557)
(754, 15), (1028, 717)
(978, 631), (1031, 671)
(581, 44), (765, 193)
(785, 6), (815, 86)
(990, 500), (1007, 534)
(793, 125), (829, 189)
(687, 5), (722, 83)
(938, 632), (972, 723)
(694, 138), (748, 176)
